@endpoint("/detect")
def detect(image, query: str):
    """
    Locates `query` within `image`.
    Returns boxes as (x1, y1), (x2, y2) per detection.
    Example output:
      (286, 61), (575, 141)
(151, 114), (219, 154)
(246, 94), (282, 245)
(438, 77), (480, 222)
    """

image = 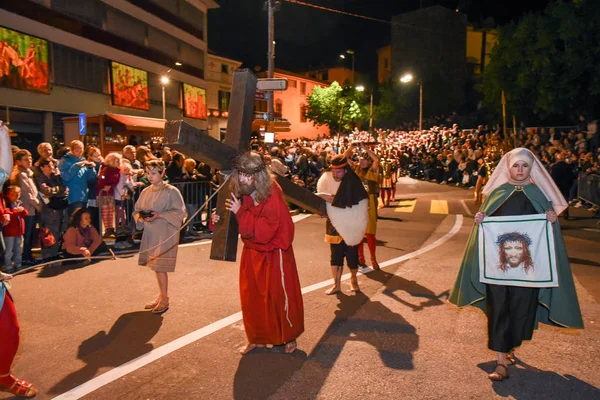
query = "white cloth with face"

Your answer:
(482, 148), (568, 215)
